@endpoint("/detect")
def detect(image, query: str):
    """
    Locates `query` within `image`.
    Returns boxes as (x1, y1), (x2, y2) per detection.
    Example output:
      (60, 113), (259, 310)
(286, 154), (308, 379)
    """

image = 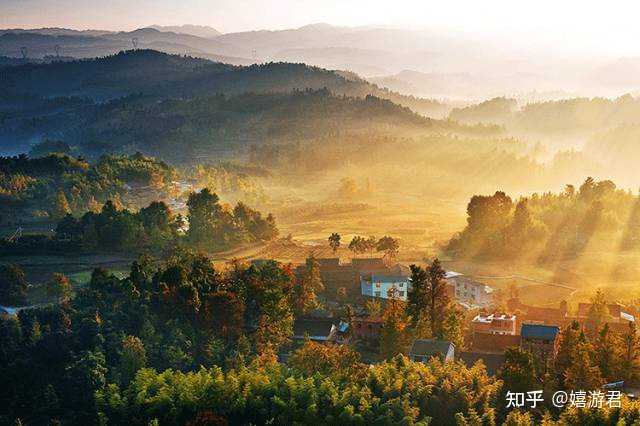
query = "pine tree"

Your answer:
(618, 321), (640, 383)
